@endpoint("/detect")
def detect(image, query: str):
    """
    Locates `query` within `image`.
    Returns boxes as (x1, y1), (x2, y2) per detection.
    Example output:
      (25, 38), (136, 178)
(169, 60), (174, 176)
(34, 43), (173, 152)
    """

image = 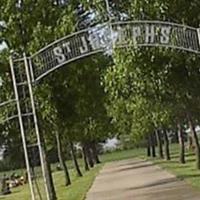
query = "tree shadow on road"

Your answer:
(125, 177), (178, 191)
(116, 163), (156, 173)
(118, 160), (146, 167)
